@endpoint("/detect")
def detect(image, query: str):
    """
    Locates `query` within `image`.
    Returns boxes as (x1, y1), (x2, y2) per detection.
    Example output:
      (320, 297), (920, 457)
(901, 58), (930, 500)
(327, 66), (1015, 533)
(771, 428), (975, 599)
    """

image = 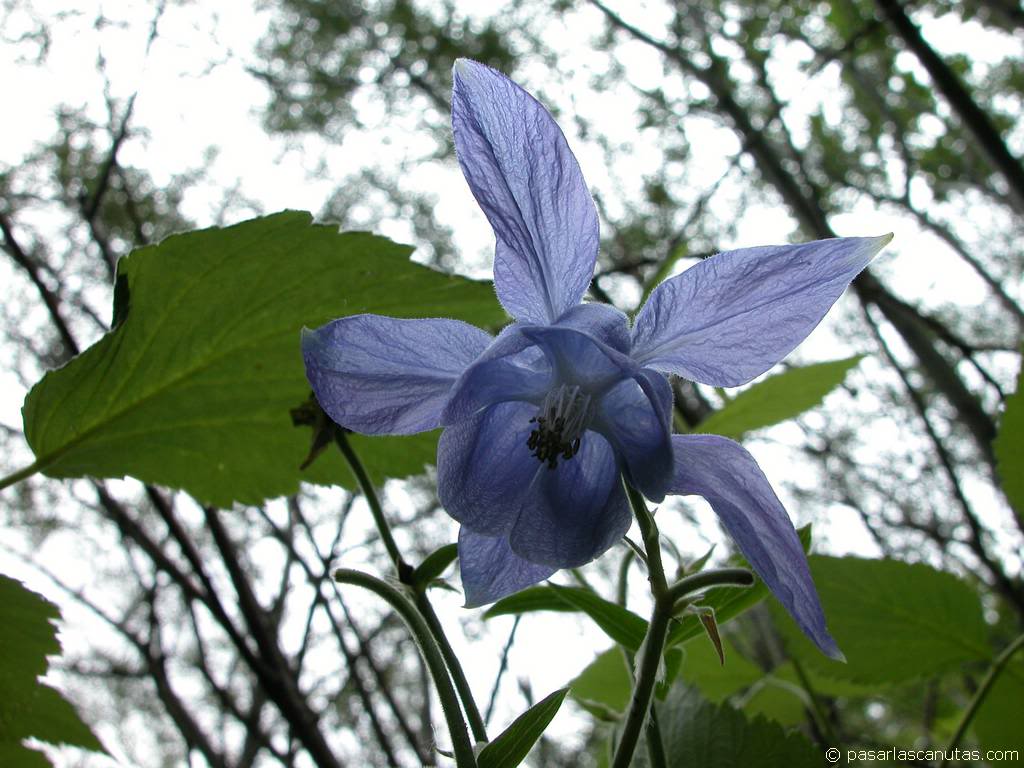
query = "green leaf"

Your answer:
(666, 526), (812, 648)
(570, 648), (632, 720)
(483, 586), (579, 620)
(655, 686), (821, 768)
(412, 543), (458, 589)
(0, 576), (105, 762)
(774, 556), (991, 684)
(22, 212), (505, 506)
(484, 583), (648, 651)
(697, 356), (863, 438)
(549, 585), (648, 651)
(994, 355), (1023, 523)
(973, 659), (1024, 752)
(679, 636), (763, 703)
(477, 687), (569, 768)
(740, 679), (808, 726)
